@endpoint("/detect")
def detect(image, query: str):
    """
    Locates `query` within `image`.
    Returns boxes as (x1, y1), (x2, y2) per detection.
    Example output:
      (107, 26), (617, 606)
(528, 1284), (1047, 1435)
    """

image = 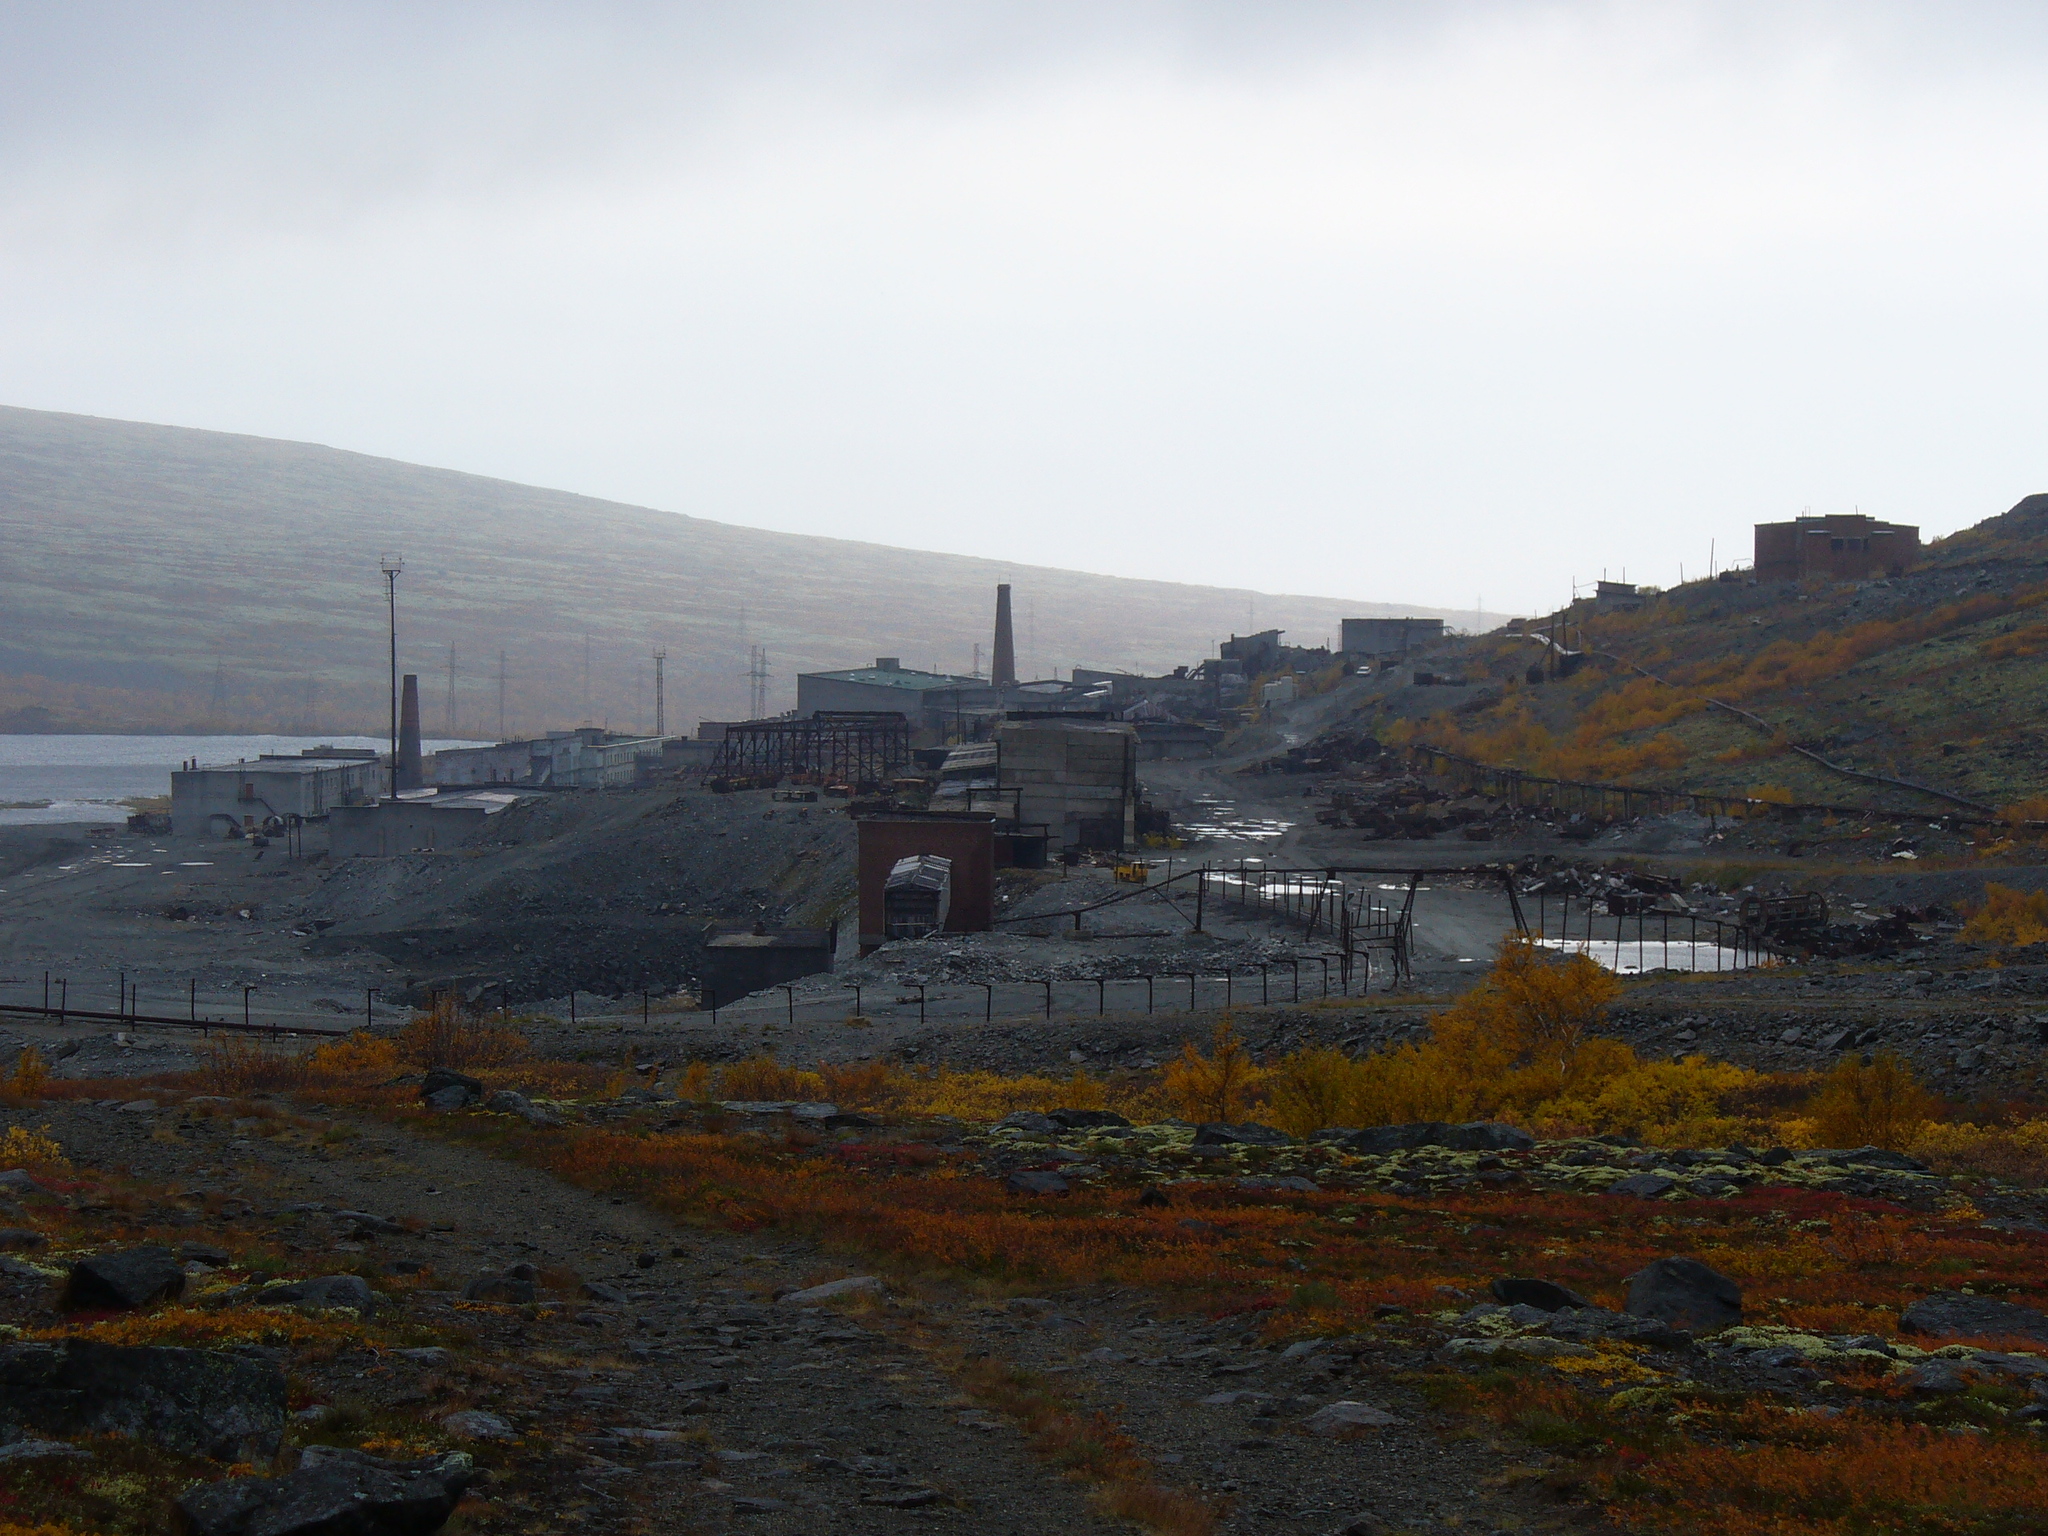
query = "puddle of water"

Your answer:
(1179, 798), (1293, 843)
(1538, 938), (1759, 975)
